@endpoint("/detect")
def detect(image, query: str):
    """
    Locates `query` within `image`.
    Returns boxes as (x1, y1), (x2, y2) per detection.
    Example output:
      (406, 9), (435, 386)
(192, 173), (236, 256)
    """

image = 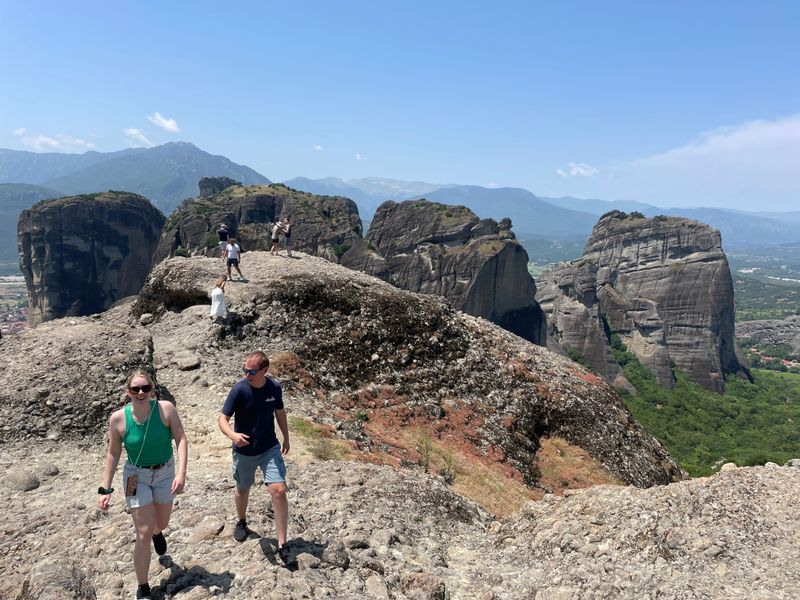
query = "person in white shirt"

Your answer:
(270, 222), (284, 256)
(226, 238), (245, 281)
(210, 277), (227, 320)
